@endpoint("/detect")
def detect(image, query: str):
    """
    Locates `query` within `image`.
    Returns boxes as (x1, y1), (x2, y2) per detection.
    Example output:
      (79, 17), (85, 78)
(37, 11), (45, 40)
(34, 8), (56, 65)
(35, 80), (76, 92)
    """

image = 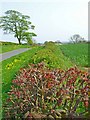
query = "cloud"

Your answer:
(0, 0), (89, 3)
